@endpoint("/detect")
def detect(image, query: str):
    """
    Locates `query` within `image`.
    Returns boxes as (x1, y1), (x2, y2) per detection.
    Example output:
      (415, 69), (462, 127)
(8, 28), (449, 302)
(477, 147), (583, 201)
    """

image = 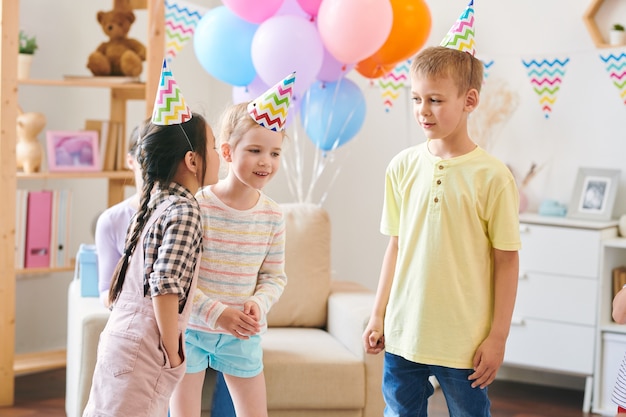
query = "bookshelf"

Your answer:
(0, 0), (164, 406)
